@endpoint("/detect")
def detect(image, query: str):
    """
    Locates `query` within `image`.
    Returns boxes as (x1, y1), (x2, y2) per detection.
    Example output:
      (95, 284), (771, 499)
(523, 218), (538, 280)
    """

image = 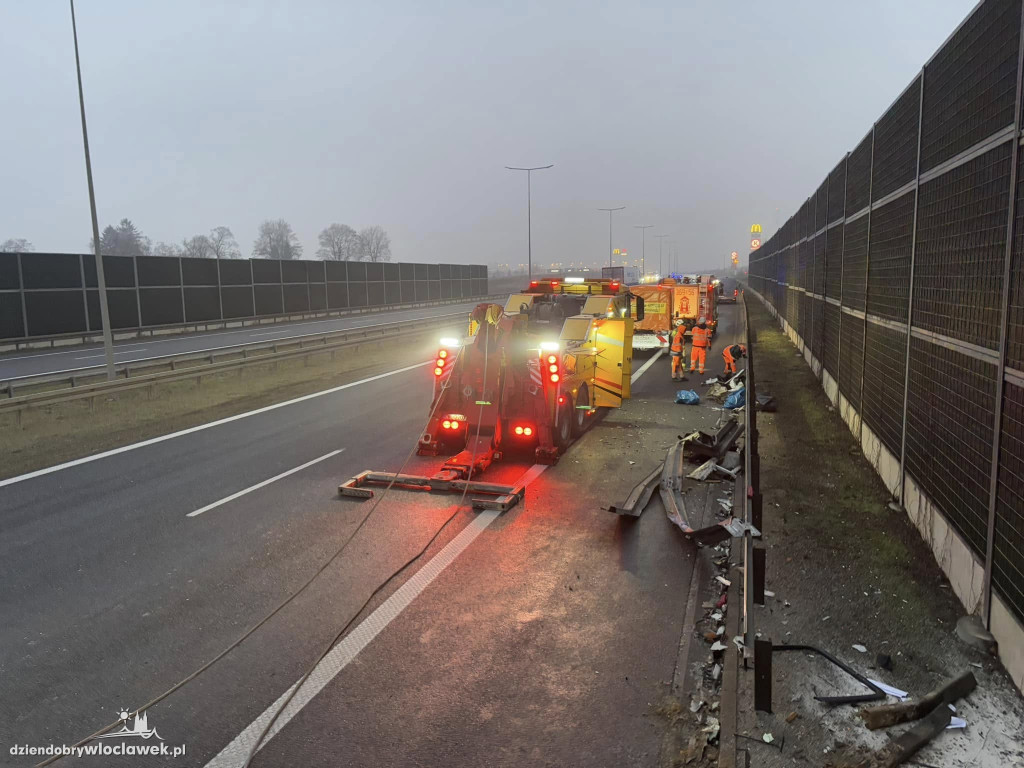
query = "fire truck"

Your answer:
(628, 276), (718, 349)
